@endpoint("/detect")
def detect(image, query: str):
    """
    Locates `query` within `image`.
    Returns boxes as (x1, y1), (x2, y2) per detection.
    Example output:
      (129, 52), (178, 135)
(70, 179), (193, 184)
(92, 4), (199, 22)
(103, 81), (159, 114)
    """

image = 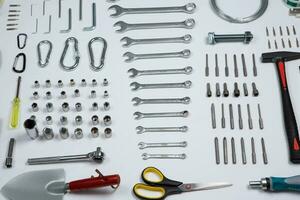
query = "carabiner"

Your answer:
(17, 33), (27, 49)
(12, 53), (26, 73)
(37, 40), (53, 68)
(88, 37), (107, 71)
(60, 37), (80, 71)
